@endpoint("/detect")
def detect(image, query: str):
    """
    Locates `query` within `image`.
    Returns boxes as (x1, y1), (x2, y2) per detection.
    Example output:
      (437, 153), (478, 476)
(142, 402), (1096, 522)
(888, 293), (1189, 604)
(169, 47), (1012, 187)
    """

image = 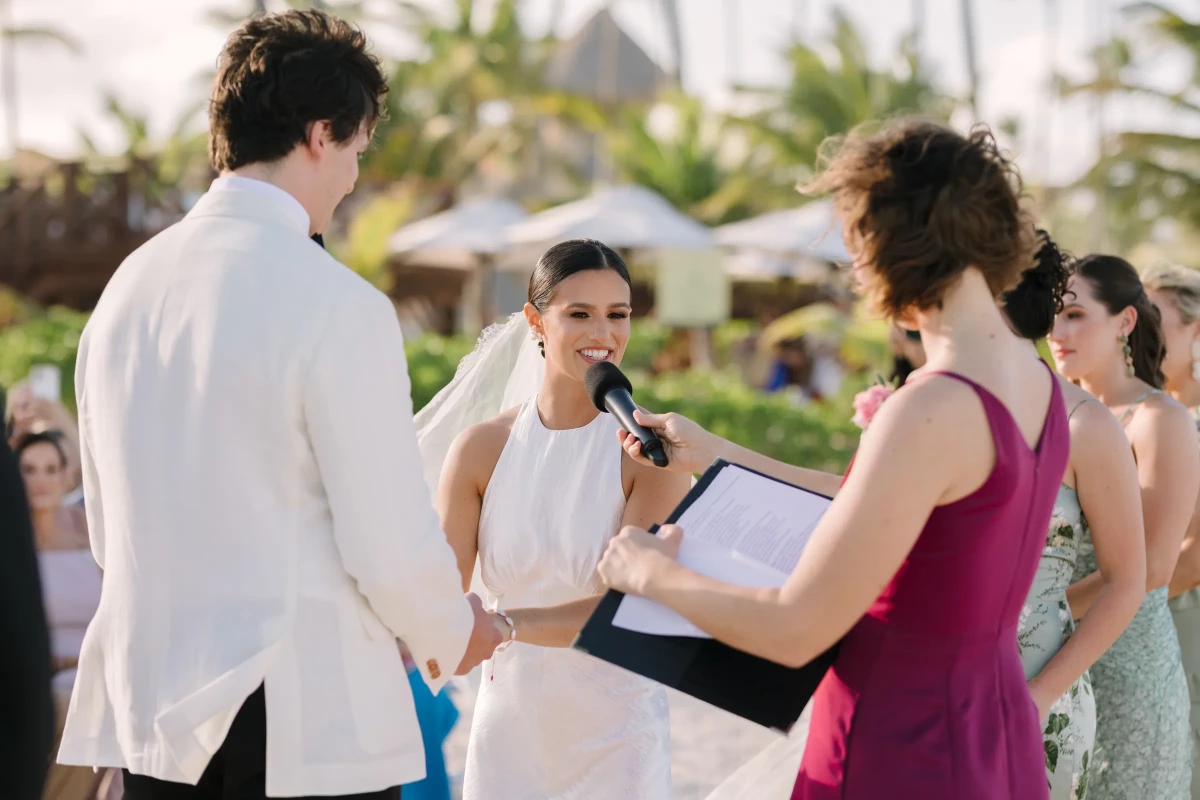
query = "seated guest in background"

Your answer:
(6, 384), (82, 506)
(763, 337), (811, 402)
(805, 336), (845, 401)
(15, 432), (113, 799)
